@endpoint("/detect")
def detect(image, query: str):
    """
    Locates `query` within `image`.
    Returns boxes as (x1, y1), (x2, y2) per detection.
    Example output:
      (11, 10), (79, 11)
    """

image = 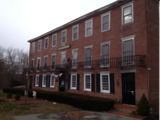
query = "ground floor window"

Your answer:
(84, 74), (91, 91)
(71, 74), (77, 89)
(35, 75), (39, 86)
(42, 75), (46, 87)
(50, 75), (55, 87)
(100, 72), (110, 93)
